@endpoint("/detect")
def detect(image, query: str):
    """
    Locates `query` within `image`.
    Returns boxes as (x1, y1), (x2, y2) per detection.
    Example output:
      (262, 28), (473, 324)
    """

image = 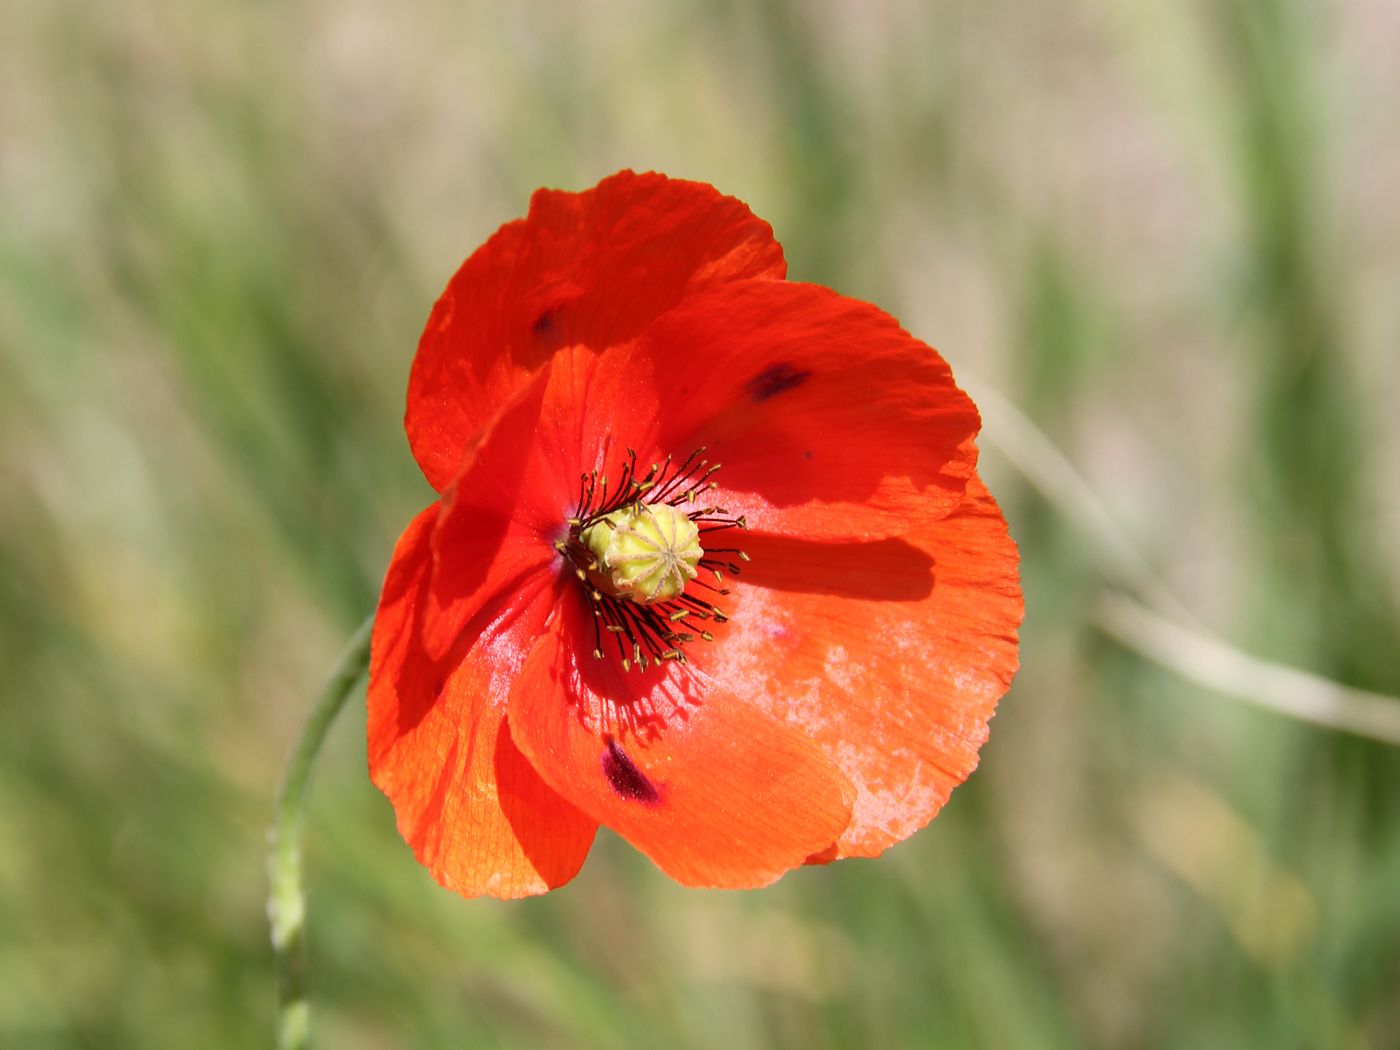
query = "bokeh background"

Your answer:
(3, 1), (1398, 1047)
